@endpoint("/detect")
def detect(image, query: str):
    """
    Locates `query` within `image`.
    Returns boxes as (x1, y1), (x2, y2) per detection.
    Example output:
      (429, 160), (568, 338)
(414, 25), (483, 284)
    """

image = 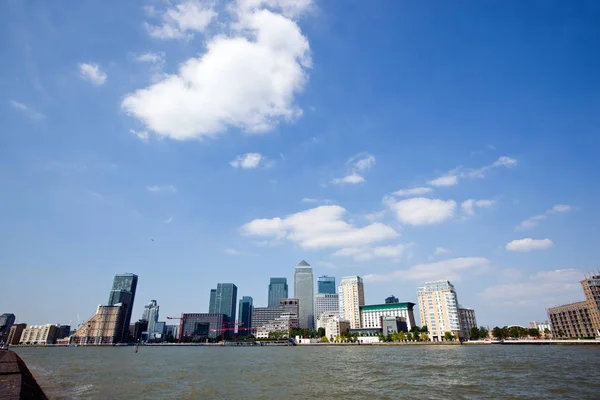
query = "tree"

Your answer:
(478, 326), (489, 339)
(470, 327), (480, 340)
(528, 328), (540, 338)
(398, 331), (406, 341)
(317, 328), (325, 338)
(421, 325), (428, 333)
(491, 327), (504, 340)
(444, 332), (454, 341)
(420, 332), (429, 341)
(557, 329), (565, 339)
(508, 327), (520, 339)
(321, 336), (328, 343)
(543, 328), (550, 339)
(391, 332), (399, 342)
(378, 333), (385, 342)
